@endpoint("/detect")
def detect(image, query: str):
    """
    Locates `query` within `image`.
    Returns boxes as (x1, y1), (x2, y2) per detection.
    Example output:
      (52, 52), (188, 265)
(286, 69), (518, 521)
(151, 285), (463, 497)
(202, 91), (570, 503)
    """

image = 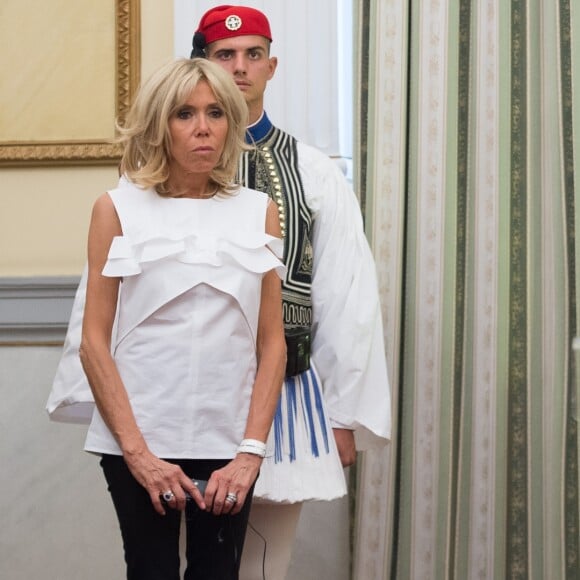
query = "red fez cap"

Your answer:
(195, 5), (272, 45)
